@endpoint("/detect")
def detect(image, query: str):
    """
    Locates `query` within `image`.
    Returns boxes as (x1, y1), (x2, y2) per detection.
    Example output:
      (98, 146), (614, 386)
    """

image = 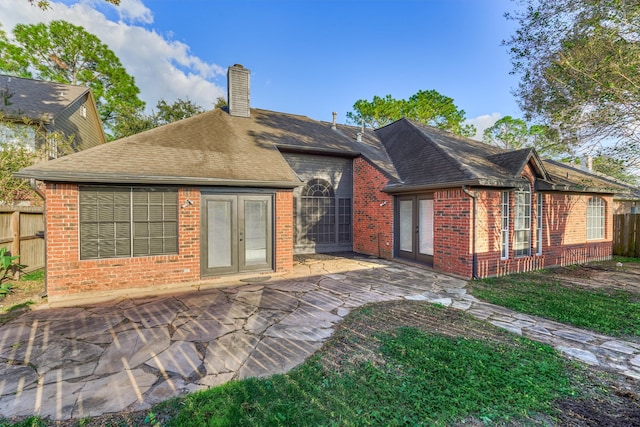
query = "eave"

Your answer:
(383, 178), (530, 194)
(14, 170), (303, 189)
